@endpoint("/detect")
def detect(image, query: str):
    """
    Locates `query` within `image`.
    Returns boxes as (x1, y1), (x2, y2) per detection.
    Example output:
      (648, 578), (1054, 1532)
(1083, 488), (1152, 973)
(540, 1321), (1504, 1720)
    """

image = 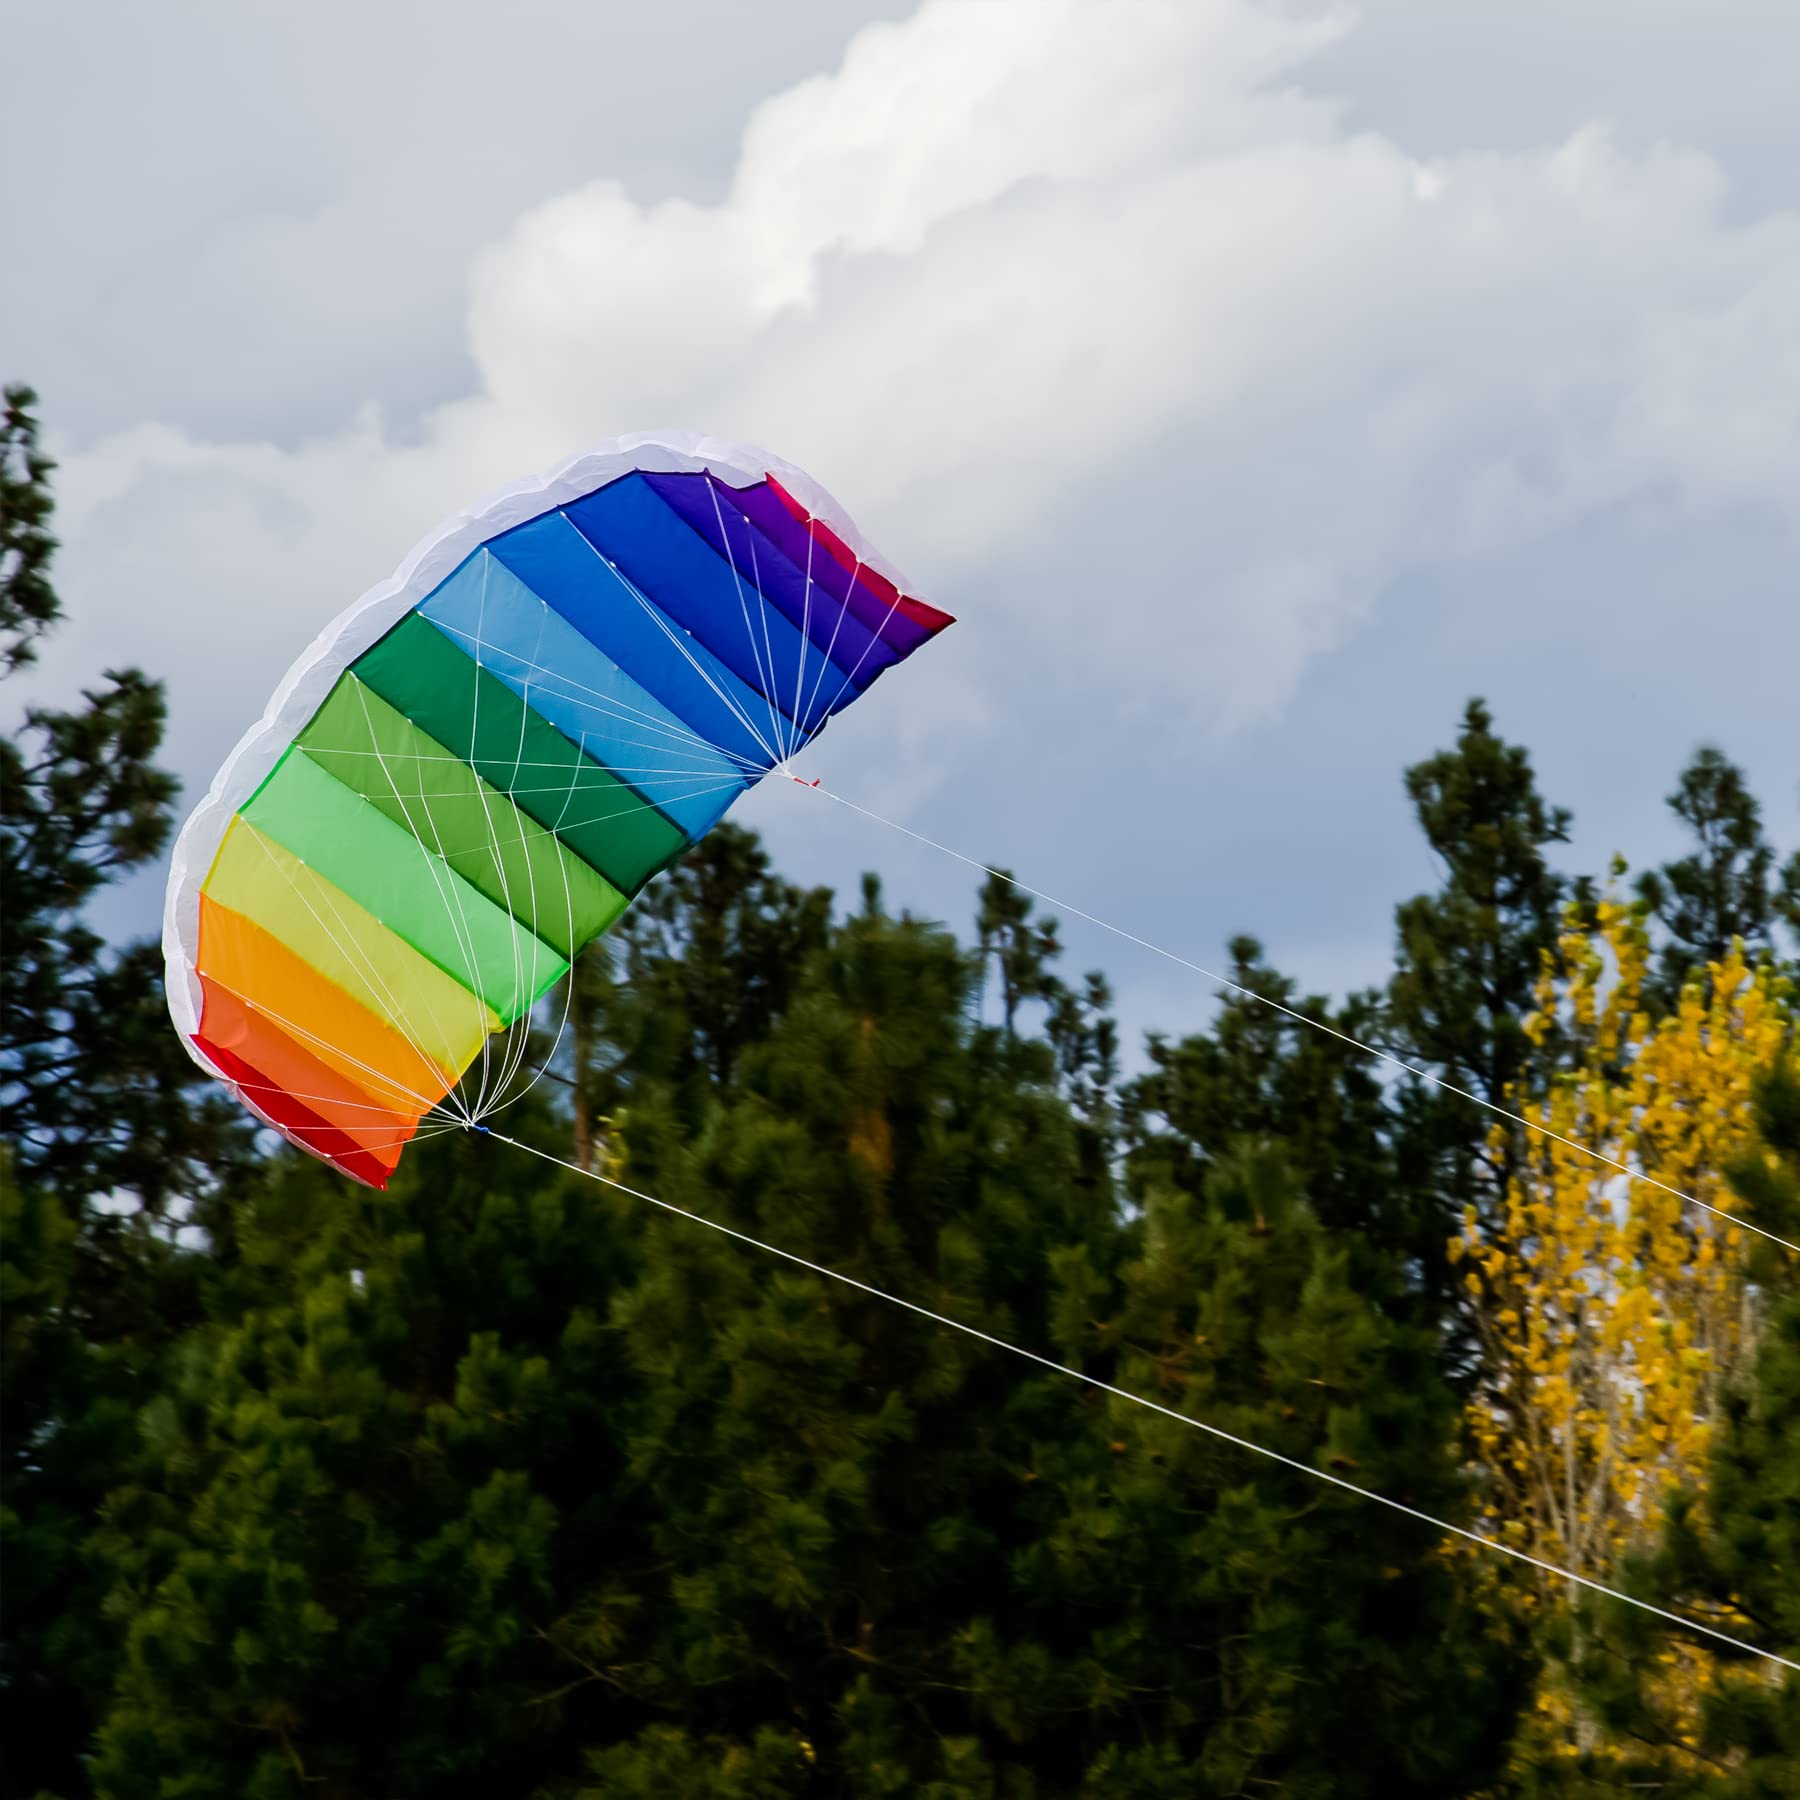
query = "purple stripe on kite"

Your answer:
(721, 482), (938, 658)
(642, 472), (897, 691)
